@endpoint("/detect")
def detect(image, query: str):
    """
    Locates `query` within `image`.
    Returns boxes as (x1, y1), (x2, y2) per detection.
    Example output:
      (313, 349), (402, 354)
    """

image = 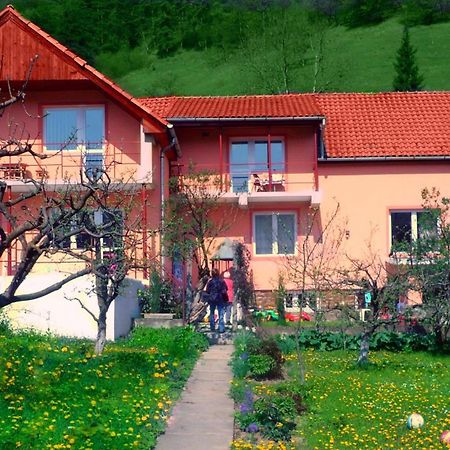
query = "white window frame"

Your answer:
(43, 105), (105, 153)
(389, 209), (438, 249)
(253, 211), (297, 256)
